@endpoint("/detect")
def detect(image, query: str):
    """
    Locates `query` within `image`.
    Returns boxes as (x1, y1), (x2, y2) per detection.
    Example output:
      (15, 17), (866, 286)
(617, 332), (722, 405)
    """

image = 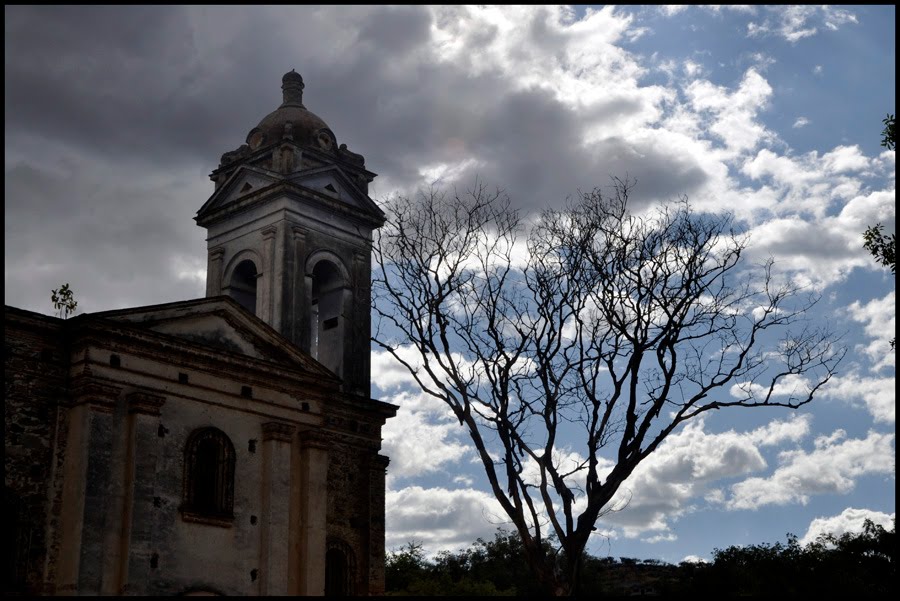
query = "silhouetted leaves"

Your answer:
(386, 521), (896, 596)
